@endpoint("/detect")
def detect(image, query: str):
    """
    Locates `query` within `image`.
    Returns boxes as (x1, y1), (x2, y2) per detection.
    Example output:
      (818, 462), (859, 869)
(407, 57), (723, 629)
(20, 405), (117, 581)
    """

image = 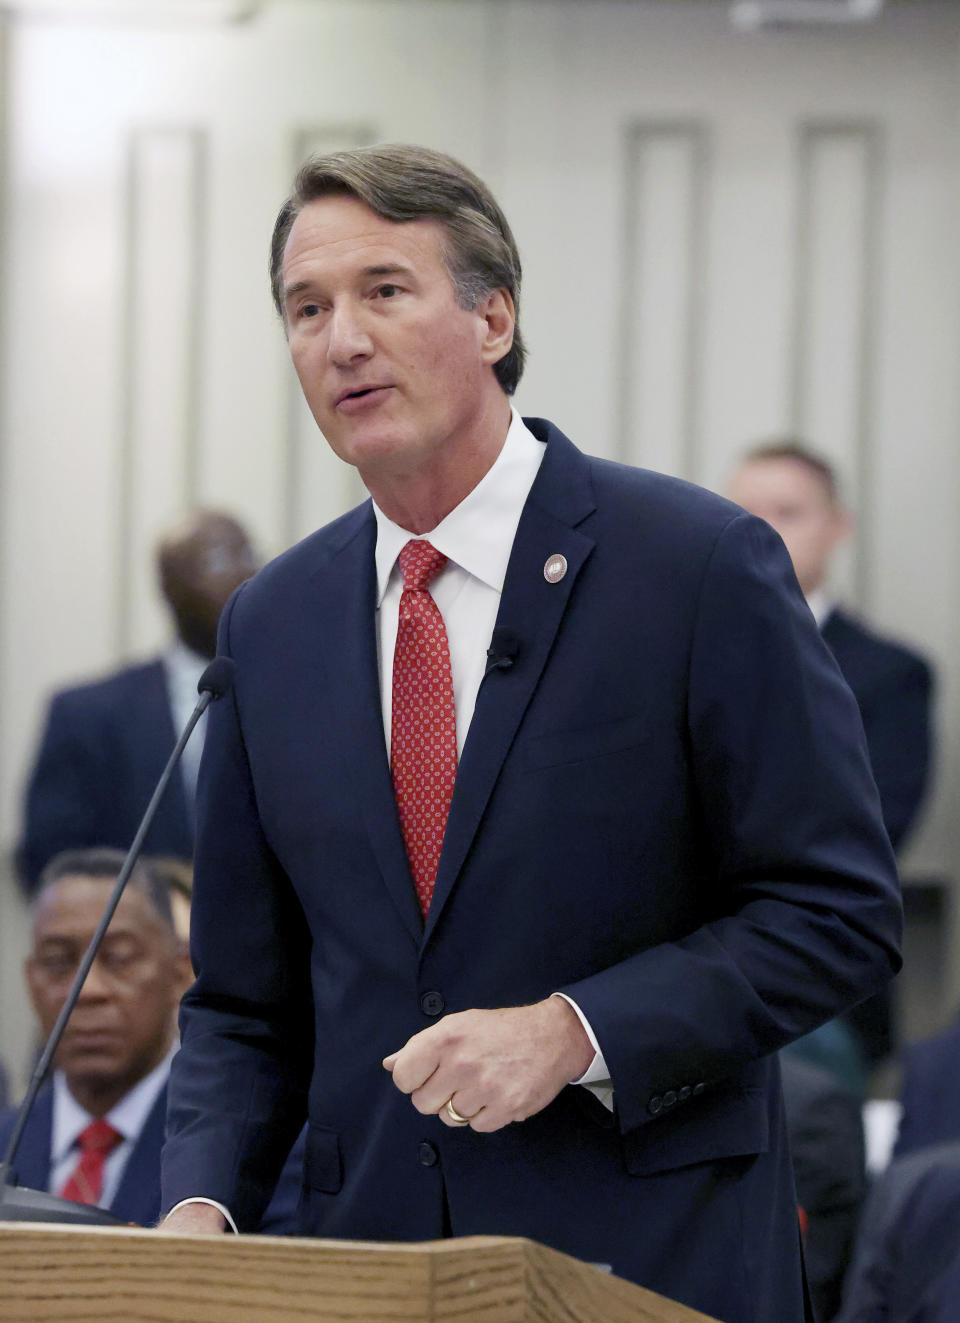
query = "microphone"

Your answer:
(485, 627), (521, 676)
(0, 656), (236, 1224)
(196, 656), (235, 702)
